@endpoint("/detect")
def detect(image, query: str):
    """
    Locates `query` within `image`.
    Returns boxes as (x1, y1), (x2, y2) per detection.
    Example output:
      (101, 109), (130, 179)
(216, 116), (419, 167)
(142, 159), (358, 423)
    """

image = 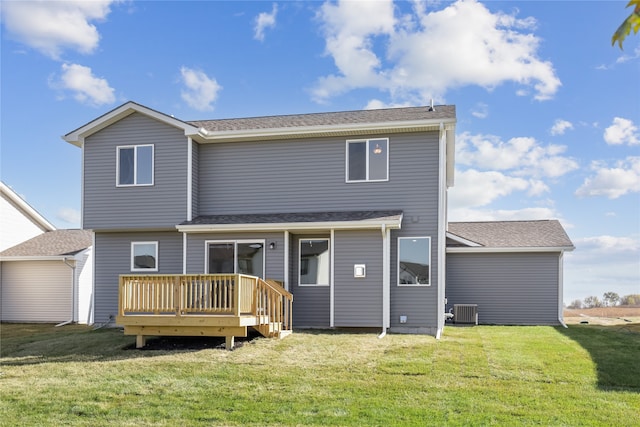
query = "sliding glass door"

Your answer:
(207, 241), (264, 278)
